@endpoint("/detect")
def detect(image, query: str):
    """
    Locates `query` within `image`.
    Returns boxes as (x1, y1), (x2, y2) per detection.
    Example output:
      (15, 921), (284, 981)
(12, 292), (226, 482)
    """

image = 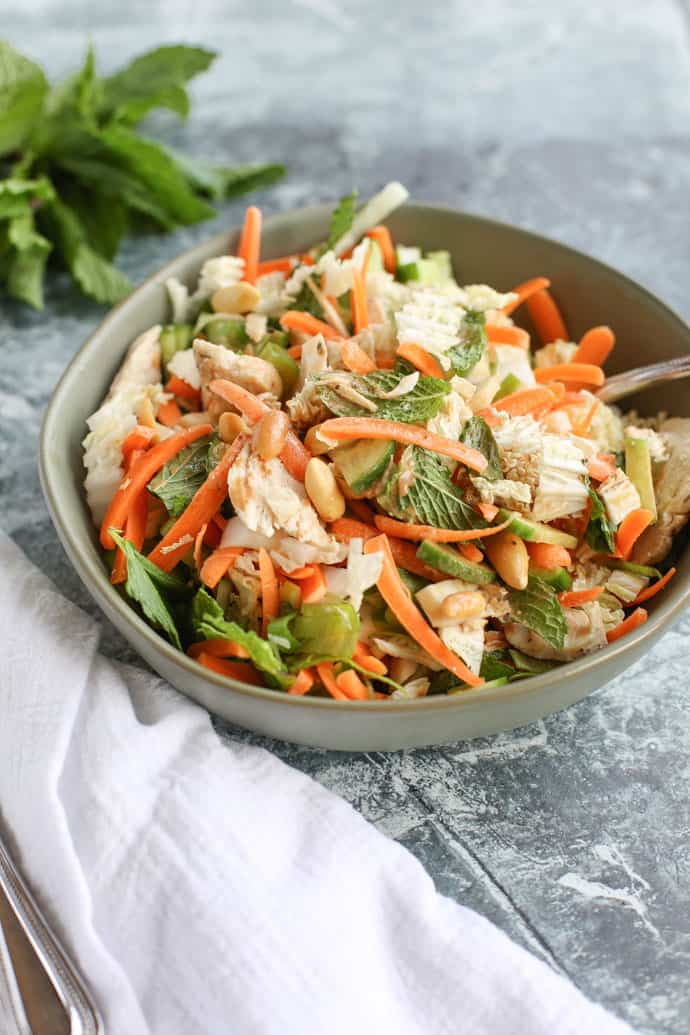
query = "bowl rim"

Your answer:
(39, 200), (690, 714)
